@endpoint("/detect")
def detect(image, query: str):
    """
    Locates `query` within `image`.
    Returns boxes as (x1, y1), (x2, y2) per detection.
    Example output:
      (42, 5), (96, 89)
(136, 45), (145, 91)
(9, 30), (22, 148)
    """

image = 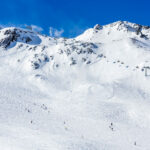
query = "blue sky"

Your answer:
(0, 0), (150, 37)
